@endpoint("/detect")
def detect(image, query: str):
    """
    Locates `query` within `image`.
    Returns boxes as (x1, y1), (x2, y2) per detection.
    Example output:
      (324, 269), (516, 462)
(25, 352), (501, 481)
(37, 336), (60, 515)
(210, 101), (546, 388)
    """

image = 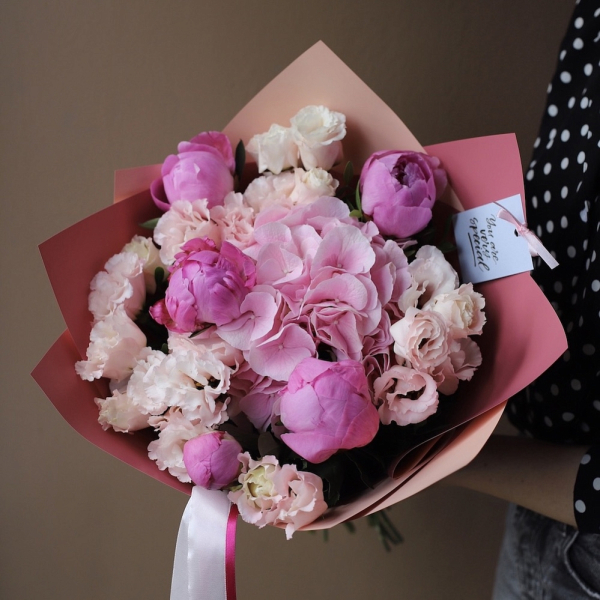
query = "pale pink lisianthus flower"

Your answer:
(433, 337), (483, 395)
(95, 389), (150, 433)
(122, 235), (166, 294)
(75, 306), (147, 382)
(88, 251), (145, 321)
(374, 366), (439, 426)
(211, 192), (255, 250)
(398, 245), (459, 313)
(153, 199), (221, 266)
(183, 431), (242, 490)
(390, 307), (452, 376)
(279, 358), (379, 463)
(424, 283), (486, 338)
(148, 409), (211, 483)
(228, 453), (327, 539)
